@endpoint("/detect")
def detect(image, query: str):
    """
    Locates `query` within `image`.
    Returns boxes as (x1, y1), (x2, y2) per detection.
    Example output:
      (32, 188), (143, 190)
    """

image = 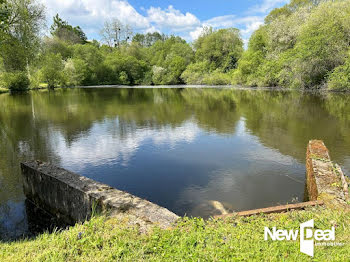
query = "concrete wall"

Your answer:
(21, 161), (179, 229)
(306, 140), (348, 207)
(21, 141), (348, 227)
